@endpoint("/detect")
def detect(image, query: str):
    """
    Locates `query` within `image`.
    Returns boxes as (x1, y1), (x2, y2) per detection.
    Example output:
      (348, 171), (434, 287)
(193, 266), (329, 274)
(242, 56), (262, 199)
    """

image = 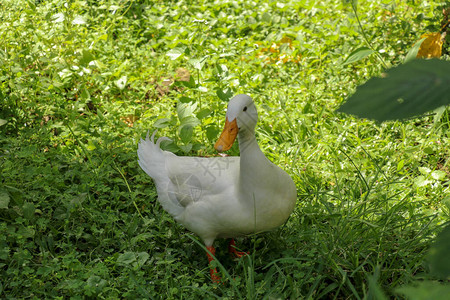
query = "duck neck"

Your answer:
(238, 130), (269, 179)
